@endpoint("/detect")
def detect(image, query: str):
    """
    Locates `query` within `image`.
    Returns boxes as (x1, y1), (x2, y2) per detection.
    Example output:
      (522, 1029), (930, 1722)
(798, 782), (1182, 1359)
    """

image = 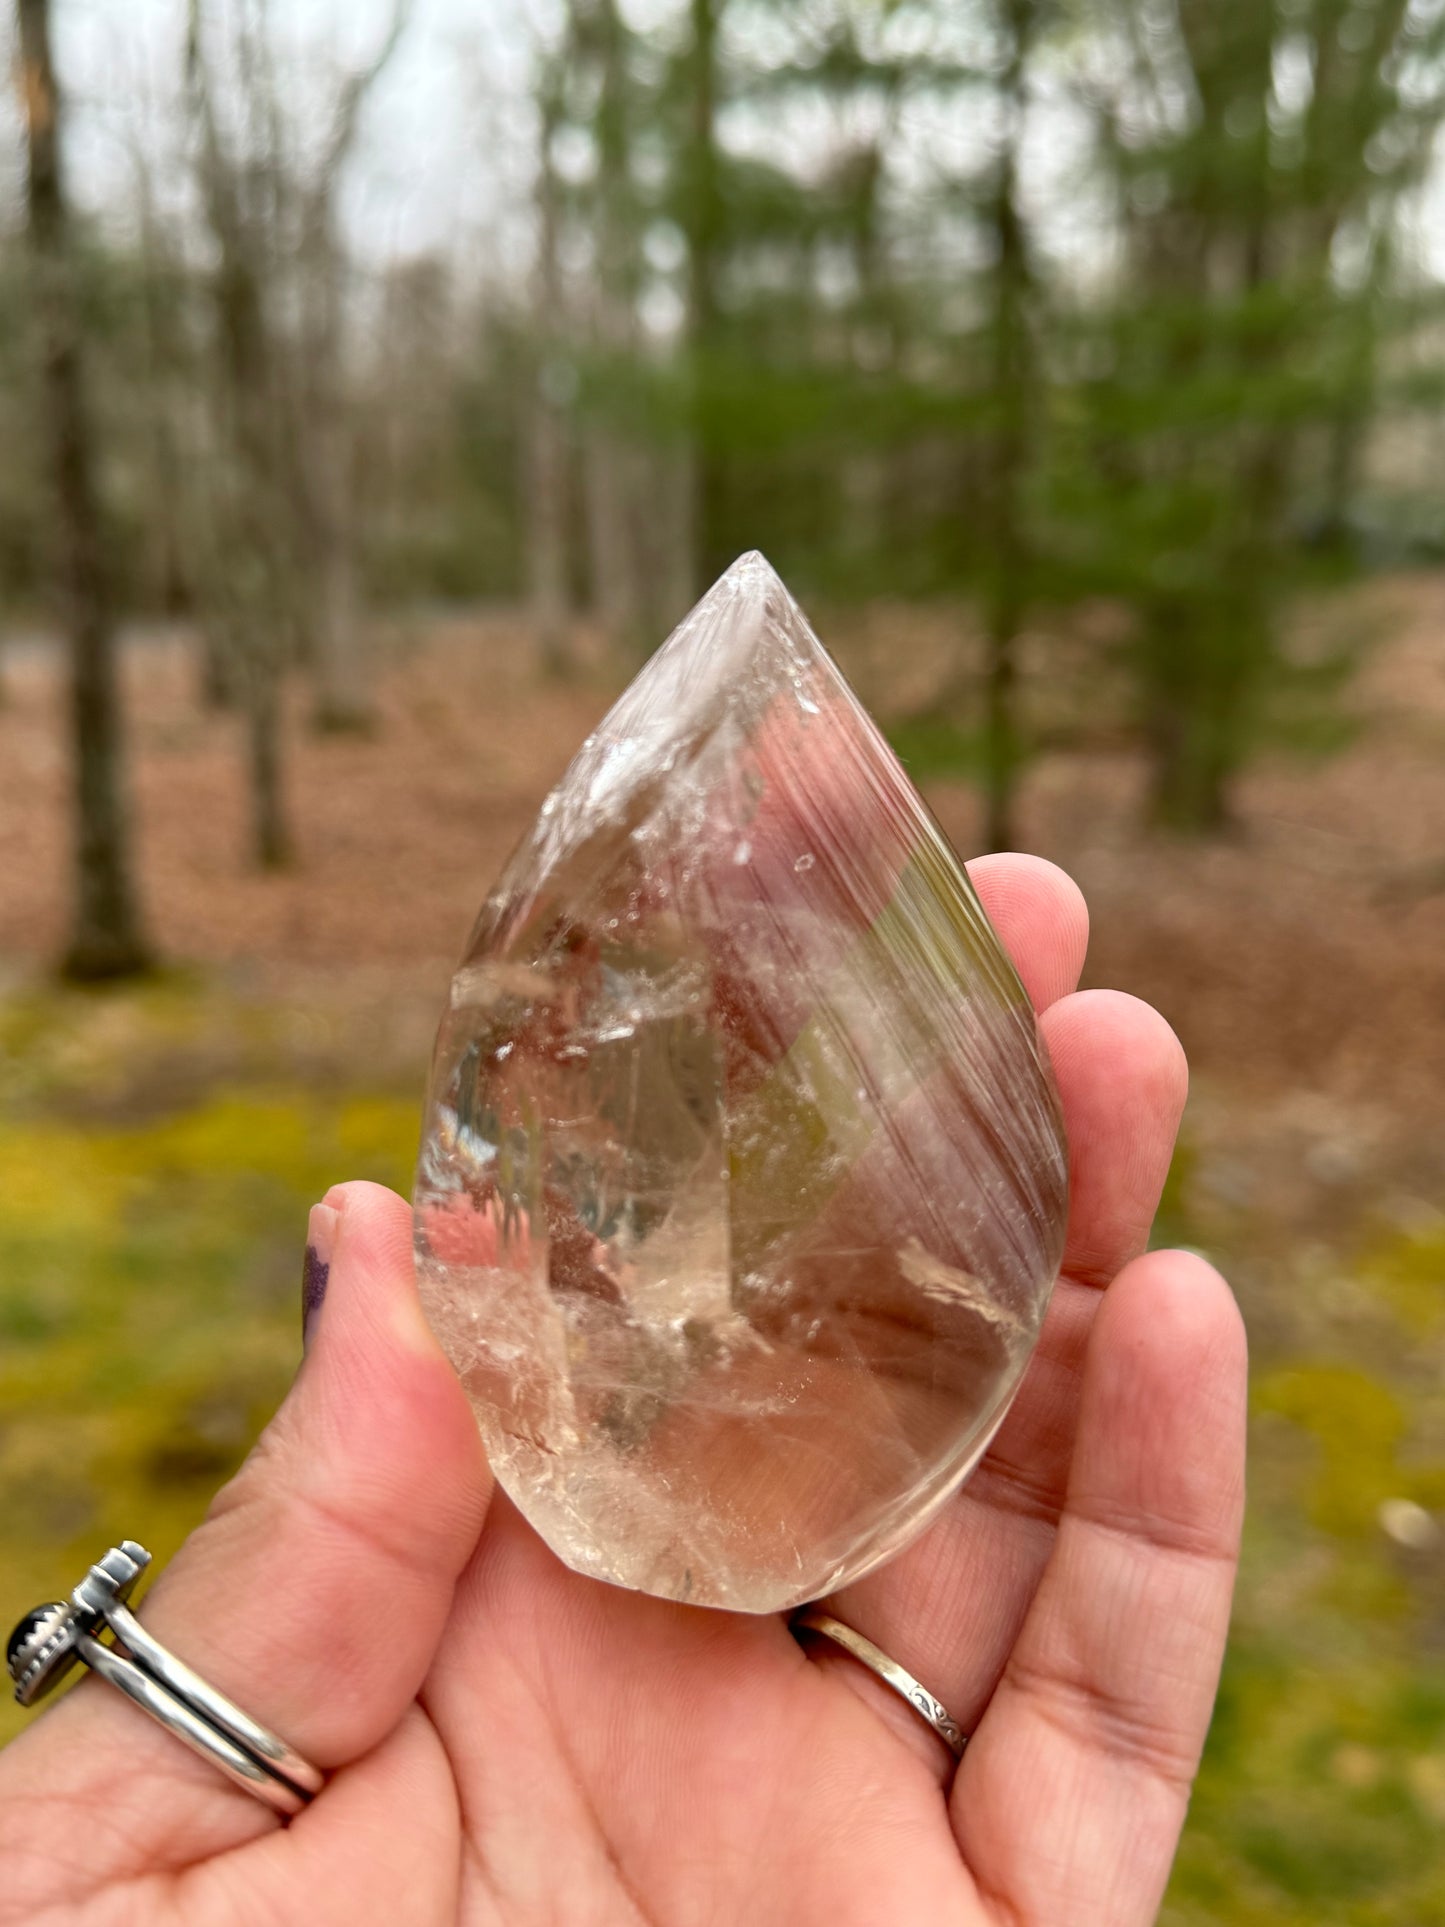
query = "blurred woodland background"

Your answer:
(2, 1), (1445, 1919)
